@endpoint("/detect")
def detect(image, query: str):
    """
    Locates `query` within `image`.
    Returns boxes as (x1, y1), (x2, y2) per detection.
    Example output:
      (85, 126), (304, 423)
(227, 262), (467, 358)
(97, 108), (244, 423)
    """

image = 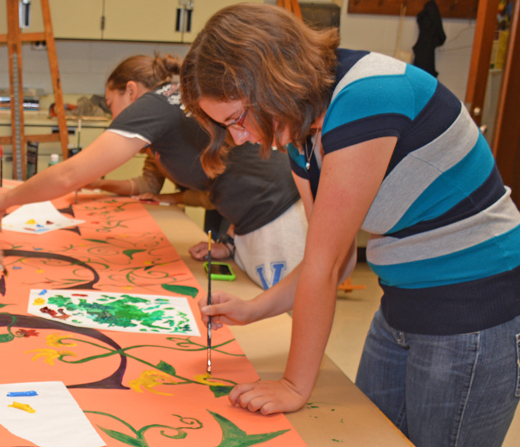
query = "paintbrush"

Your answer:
(0, 145), (3, 232)
(75, 119), (81, 205)
(206, 230), (212, 375)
